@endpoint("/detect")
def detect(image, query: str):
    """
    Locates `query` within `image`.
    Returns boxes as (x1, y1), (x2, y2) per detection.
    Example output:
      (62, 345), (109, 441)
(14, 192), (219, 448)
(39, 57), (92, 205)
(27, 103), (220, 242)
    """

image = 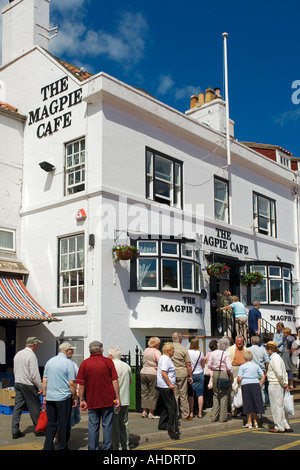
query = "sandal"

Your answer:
(253, 422), (259, 428)
(242, 423), (252, 428)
